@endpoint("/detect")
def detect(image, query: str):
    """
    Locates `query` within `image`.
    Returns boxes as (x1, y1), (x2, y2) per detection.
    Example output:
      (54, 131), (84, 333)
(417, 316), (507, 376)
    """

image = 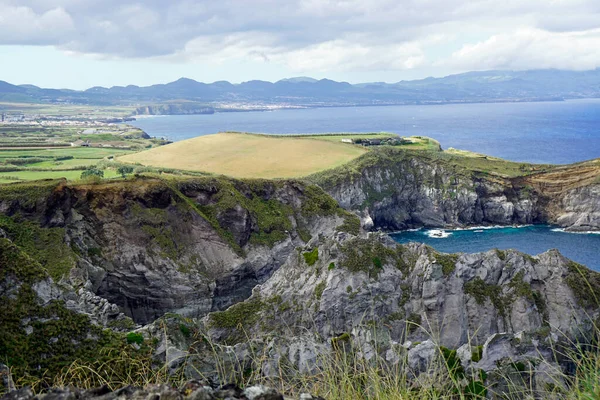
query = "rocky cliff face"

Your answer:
(311, 148), (600, 232)
(0, 178), (357, 325)
(206, 233), (599, 347)
(195, 232), (600, 397)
